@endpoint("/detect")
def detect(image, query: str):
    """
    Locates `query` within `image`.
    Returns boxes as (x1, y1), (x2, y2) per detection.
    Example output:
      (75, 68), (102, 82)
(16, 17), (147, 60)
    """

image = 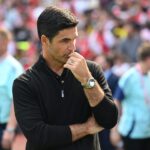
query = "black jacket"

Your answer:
(13, 56), (118, 150)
